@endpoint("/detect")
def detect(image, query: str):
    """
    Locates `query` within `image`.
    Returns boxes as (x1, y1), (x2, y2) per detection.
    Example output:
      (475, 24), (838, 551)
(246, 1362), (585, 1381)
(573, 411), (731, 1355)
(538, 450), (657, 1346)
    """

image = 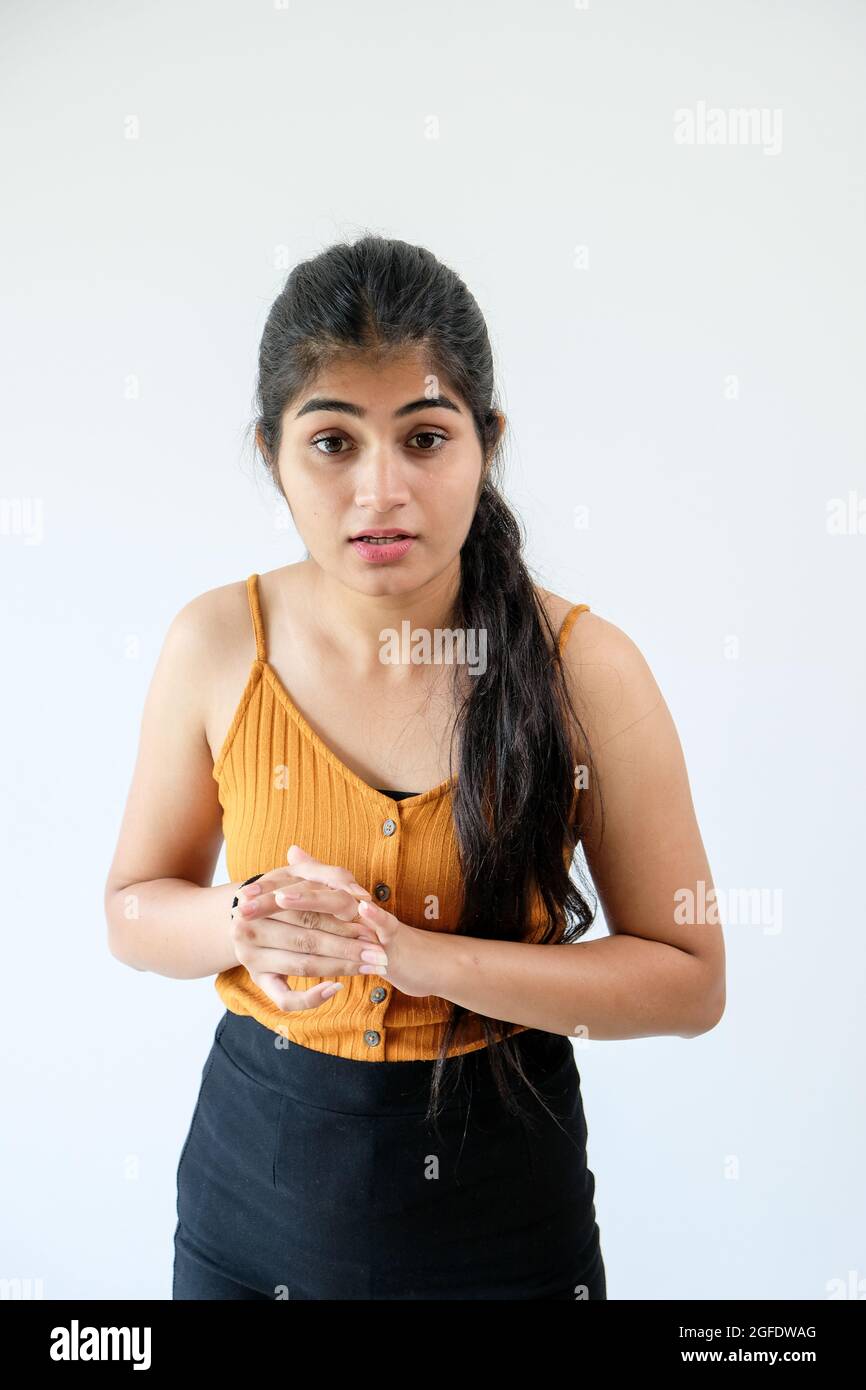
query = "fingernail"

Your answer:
(360, 949), (388, 966)
(241, 883), (262, 898)
(321, 983), (343, 999)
